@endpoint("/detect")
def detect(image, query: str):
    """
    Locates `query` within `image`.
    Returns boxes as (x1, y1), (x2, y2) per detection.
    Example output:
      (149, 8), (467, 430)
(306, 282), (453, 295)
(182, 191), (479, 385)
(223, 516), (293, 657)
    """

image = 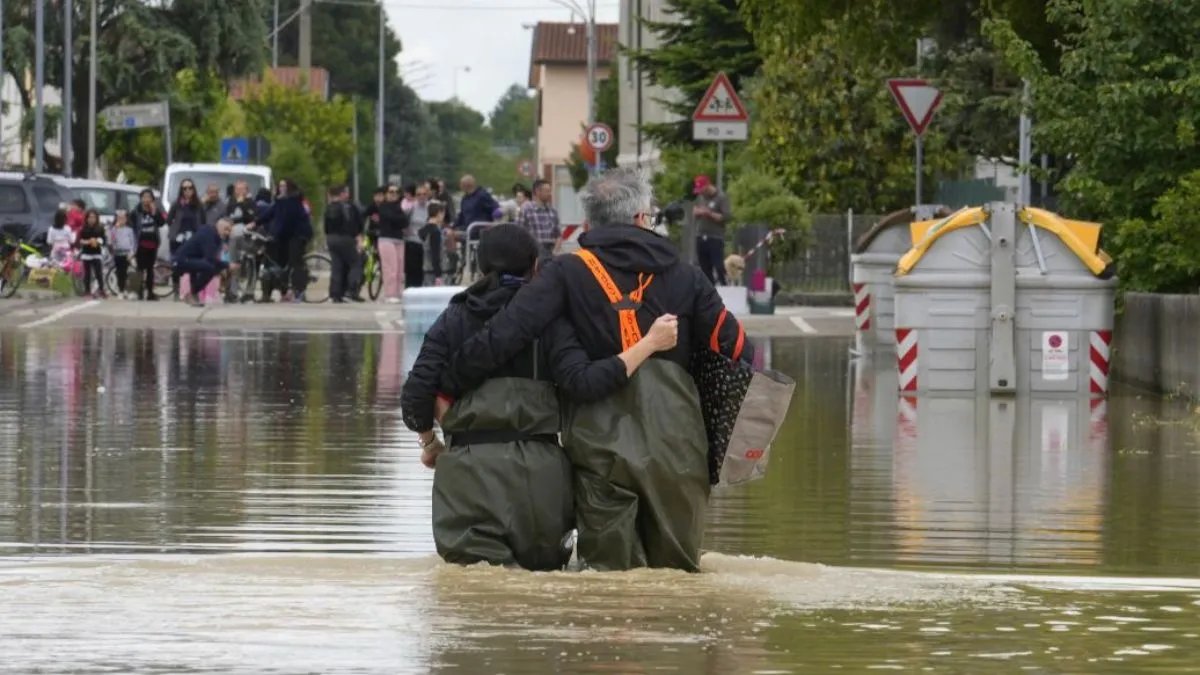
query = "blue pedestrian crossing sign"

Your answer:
(220, 138), (250, 165)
